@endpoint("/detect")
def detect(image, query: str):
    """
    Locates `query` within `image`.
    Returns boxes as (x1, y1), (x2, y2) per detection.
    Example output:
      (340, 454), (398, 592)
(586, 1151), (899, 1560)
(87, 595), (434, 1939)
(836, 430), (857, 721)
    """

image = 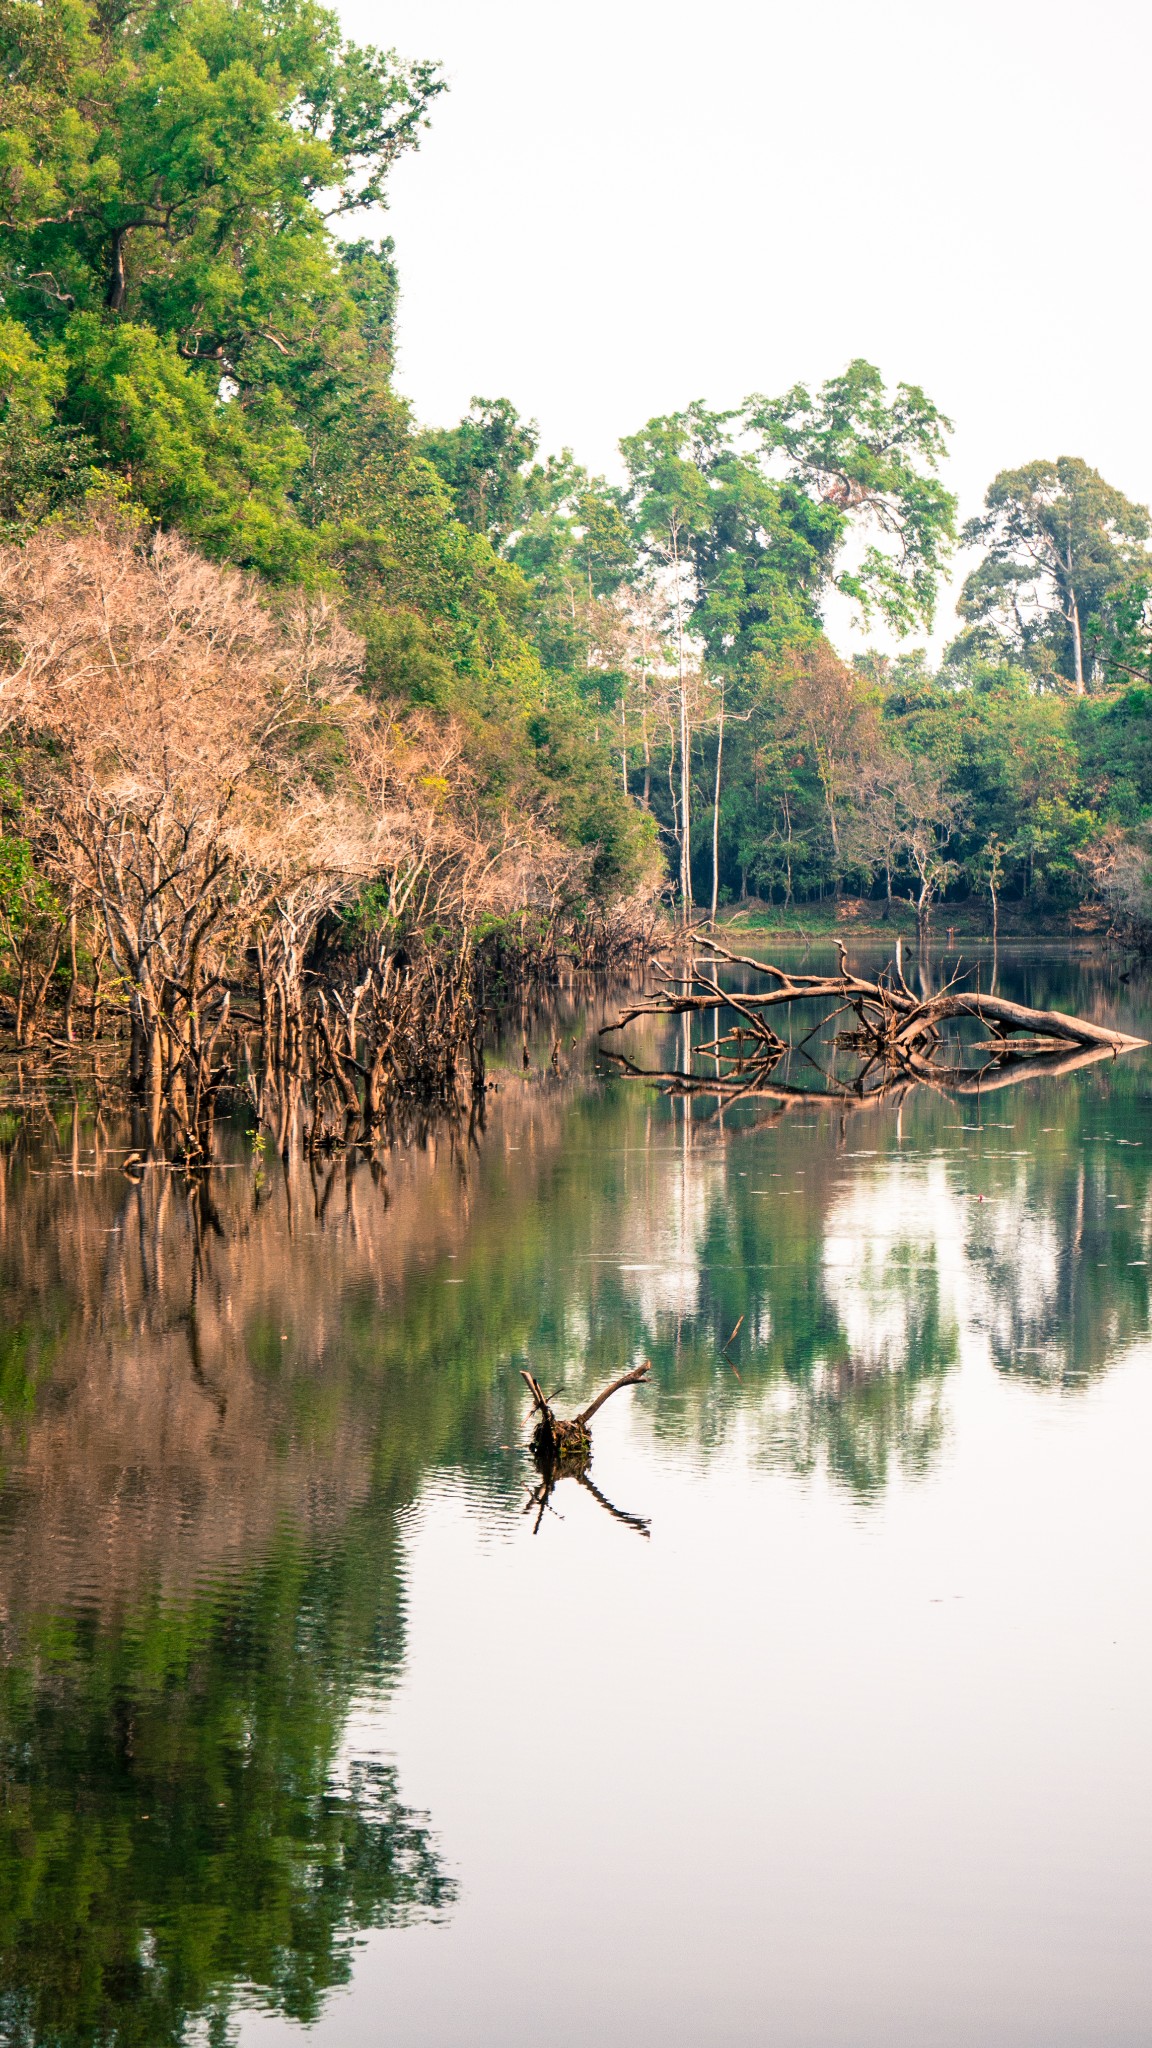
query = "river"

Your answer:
(0, 943), (1149, 2046)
